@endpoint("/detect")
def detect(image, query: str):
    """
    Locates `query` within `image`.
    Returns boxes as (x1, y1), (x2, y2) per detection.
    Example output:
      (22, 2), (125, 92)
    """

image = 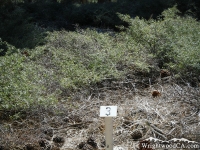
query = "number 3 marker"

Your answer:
(100, 106), (117, 150)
